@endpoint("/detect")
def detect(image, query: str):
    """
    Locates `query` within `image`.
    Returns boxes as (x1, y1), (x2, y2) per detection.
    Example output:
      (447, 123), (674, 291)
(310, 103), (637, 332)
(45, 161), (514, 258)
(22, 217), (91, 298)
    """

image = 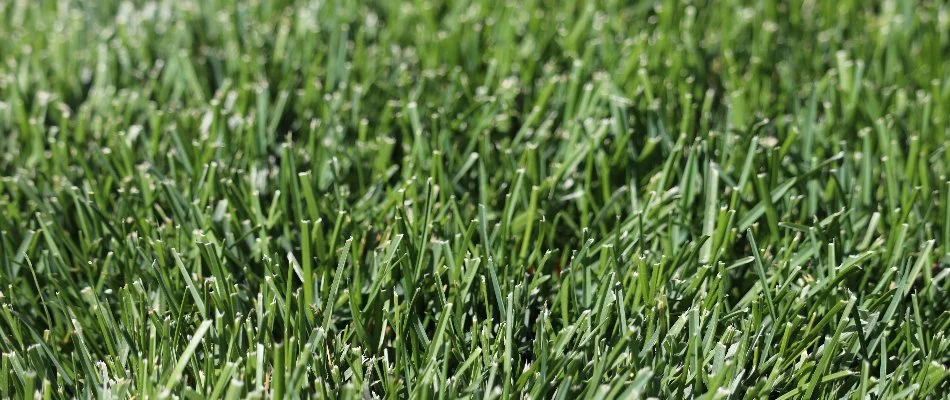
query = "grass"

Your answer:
(1, 0), (949, 398)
